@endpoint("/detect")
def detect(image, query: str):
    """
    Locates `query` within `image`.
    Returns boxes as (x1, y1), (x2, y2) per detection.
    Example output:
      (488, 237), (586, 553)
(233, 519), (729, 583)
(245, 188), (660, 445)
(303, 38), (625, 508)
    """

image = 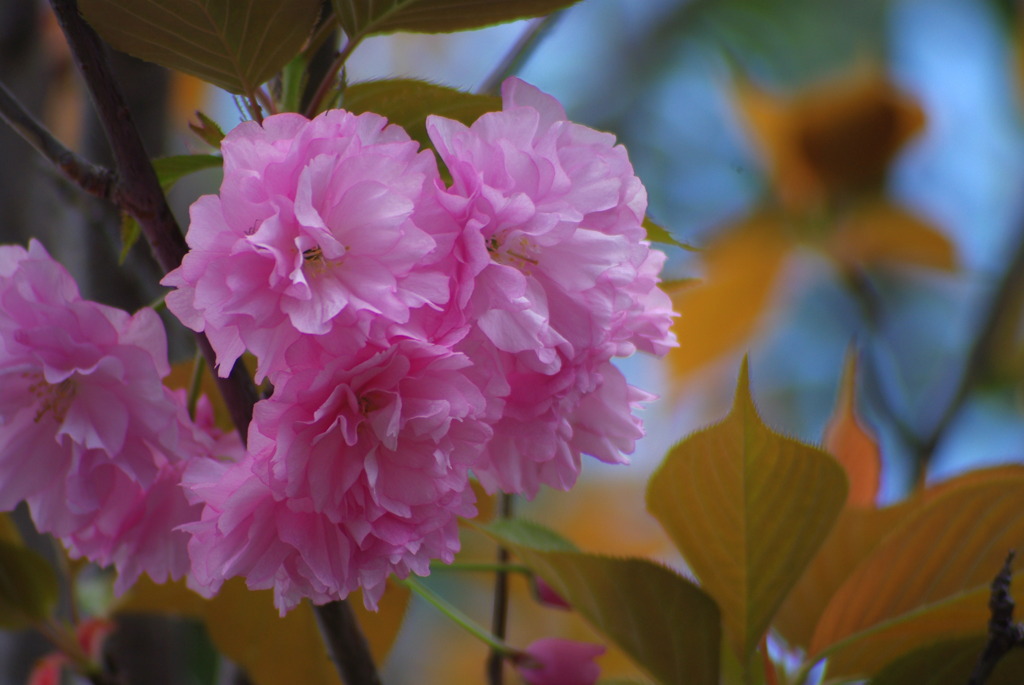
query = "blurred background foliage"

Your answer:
(3, 0), (1024, 682)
